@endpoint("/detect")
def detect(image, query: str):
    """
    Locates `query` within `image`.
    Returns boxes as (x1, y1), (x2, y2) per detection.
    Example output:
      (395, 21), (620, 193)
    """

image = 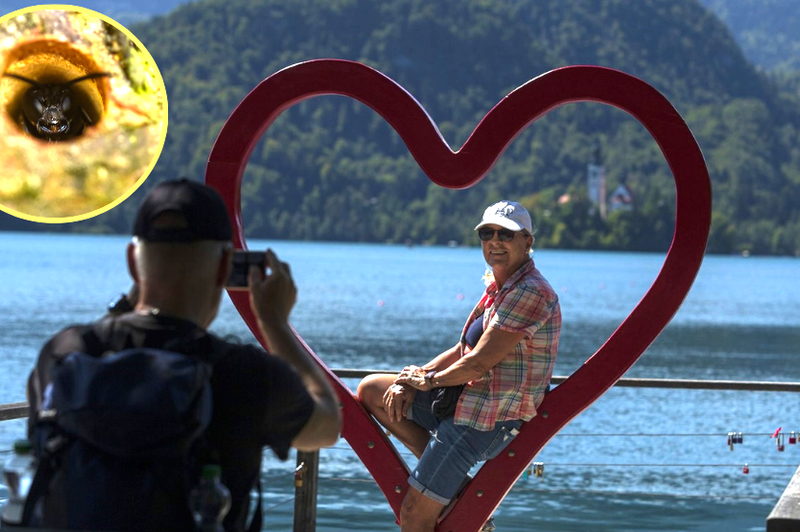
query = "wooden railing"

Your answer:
(3, 370), (800, 532)
(5, 372), (800, 422)
(0, 402), (28, 422)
